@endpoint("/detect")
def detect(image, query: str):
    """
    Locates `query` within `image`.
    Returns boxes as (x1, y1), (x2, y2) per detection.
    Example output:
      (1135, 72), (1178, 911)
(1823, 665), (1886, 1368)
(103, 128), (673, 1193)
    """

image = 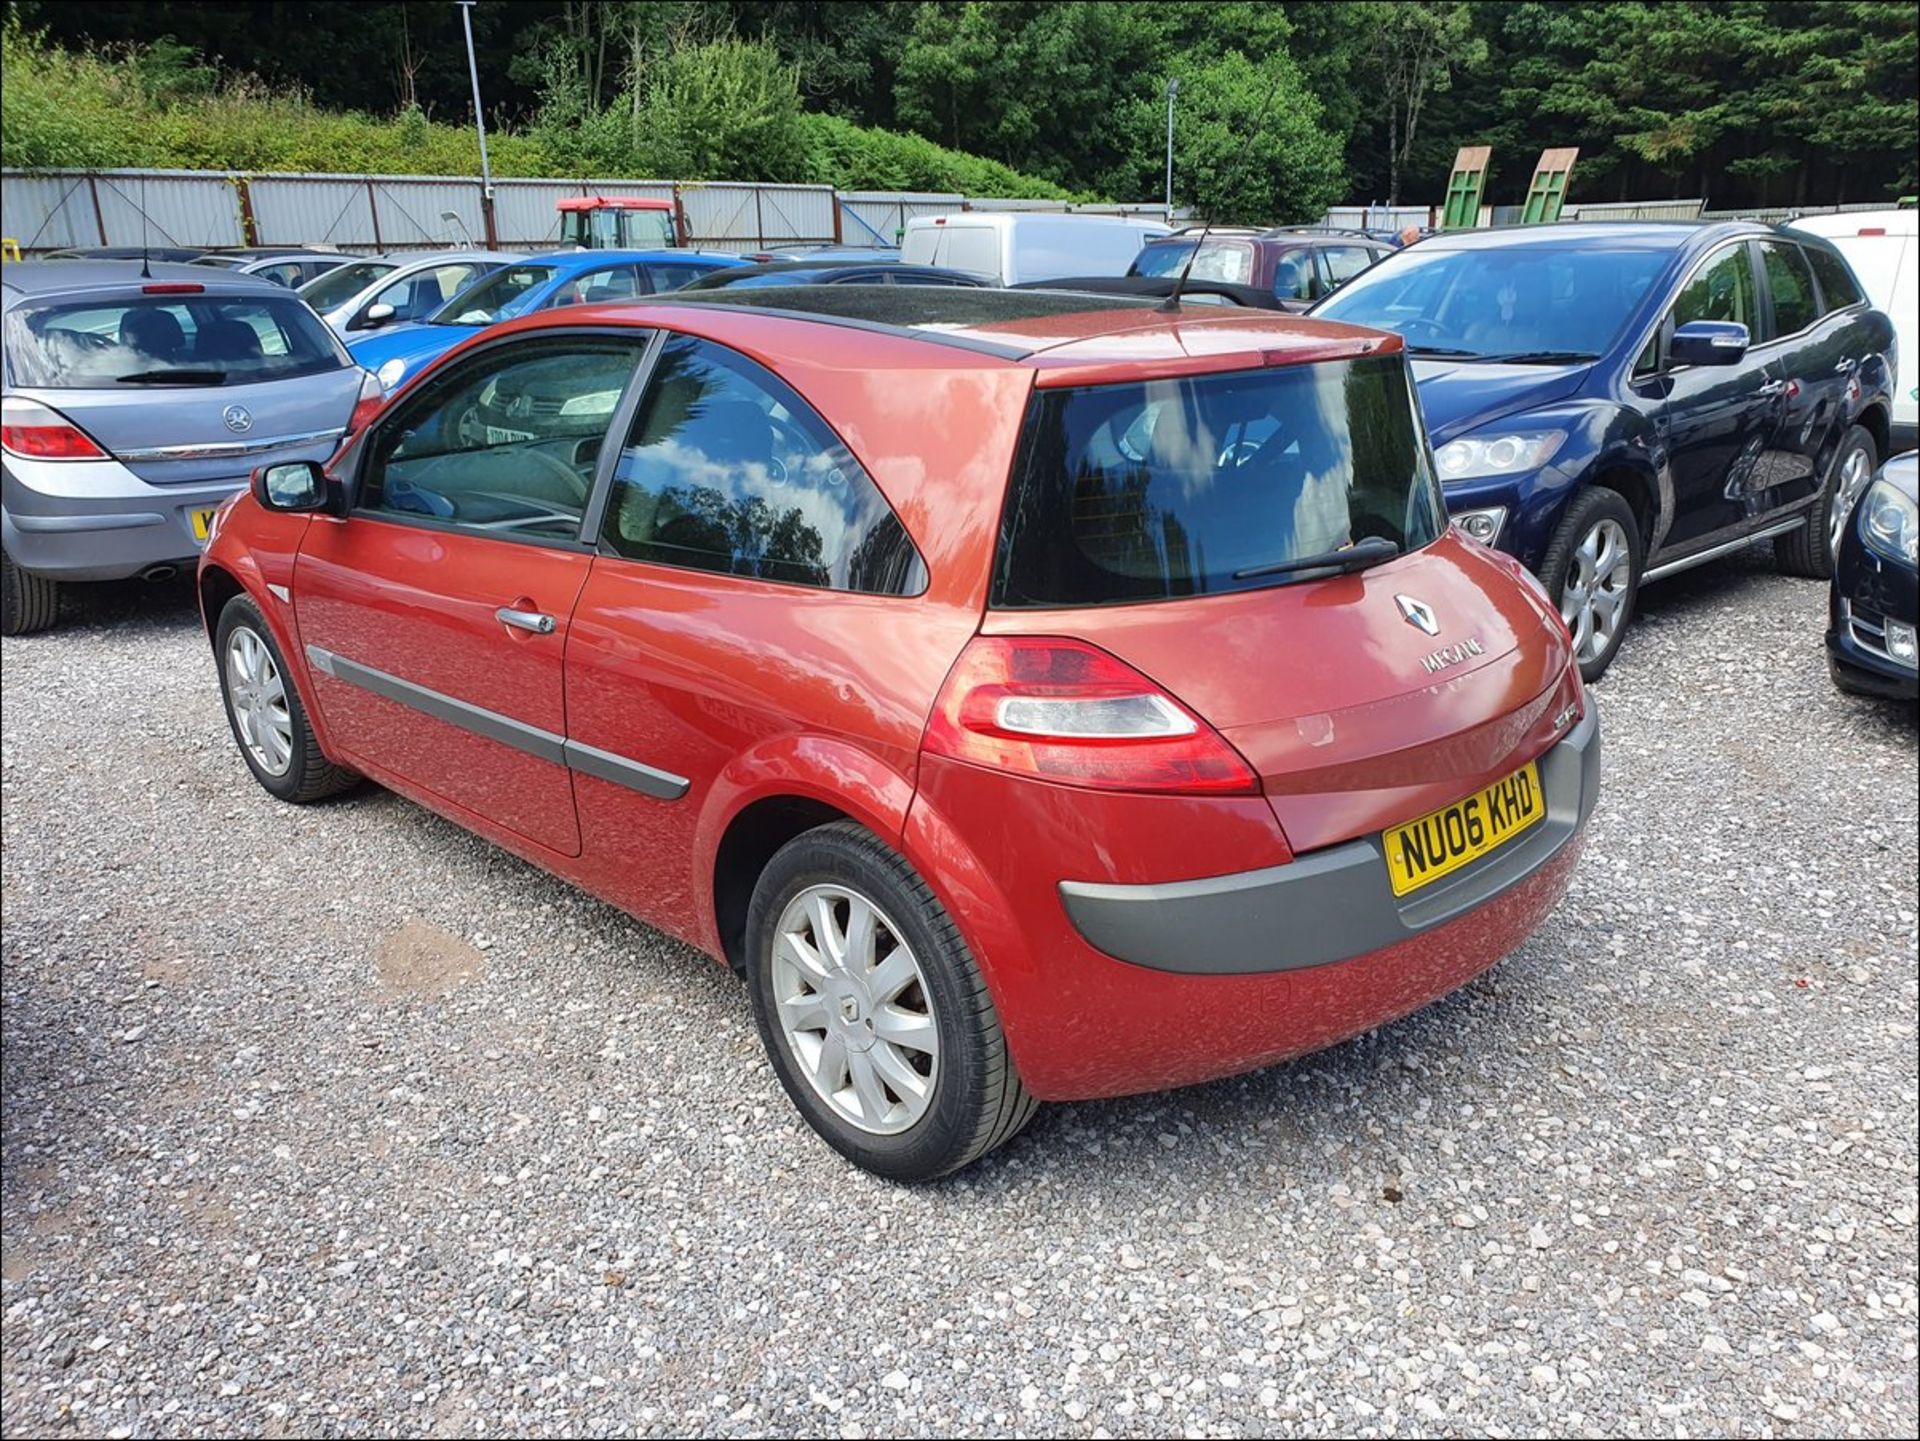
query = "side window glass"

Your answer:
(1670, 246), (1756, 334)
(1320, 245), (1375, 288)
(547, 266), (643, 308)
(1632, 332), (1660, 378)
(361, 338), (645, 542)
(1758, 241), (1818, 335)
(1802, 244), (1864, 313)
(1272, 250), (1315, 301)
(599, 335), (923, 594)
(644, 262), (710, 293)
